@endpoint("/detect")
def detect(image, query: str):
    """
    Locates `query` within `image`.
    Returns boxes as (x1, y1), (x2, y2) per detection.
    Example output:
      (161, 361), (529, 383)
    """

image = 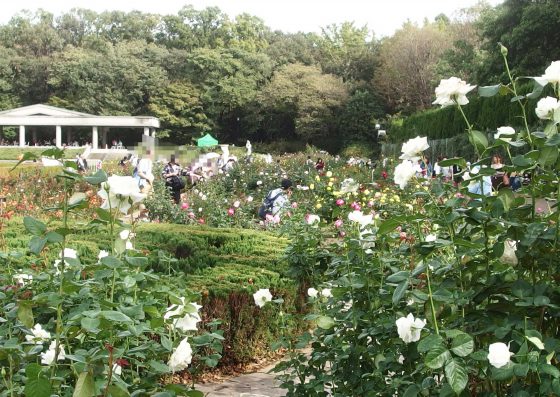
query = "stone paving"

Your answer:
(196, 361), (285, 397)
